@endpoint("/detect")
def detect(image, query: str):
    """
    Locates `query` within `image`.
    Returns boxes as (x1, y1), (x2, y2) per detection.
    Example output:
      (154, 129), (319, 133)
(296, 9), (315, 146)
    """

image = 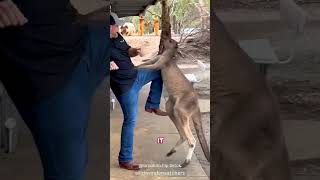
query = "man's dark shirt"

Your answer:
(0, 0), (87, 105)
(110, 33), (137, 97)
